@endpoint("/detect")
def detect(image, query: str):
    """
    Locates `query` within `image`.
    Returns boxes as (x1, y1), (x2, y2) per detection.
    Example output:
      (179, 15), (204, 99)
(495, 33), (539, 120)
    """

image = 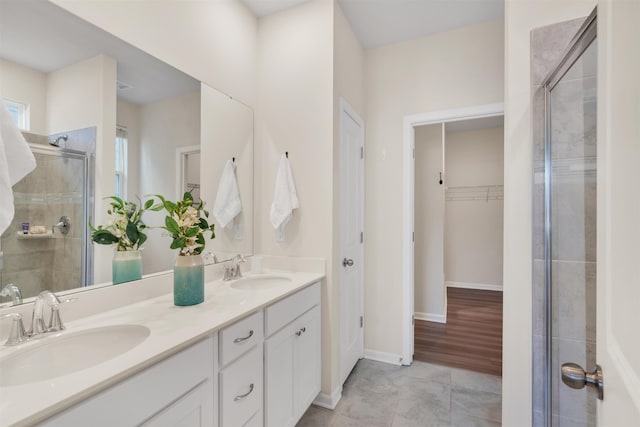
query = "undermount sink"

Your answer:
(0, 324), (150, 387)
(230, 275), (292, 291)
